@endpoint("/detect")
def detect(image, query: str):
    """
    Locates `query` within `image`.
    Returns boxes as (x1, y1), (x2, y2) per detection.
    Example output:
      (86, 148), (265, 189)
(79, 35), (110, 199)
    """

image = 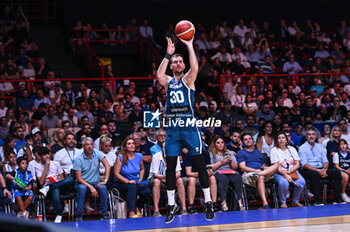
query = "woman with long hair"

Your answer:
(0, 135), (17, 164)
(271, 131), (305, 208)
(208, 135), (244, 211)
(326, 125), (341, 167)
(113, 137), (151, 218)
(243, 94), (258, 115)
(318, 124), (331, 147)
(256, 120), (276, 158)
